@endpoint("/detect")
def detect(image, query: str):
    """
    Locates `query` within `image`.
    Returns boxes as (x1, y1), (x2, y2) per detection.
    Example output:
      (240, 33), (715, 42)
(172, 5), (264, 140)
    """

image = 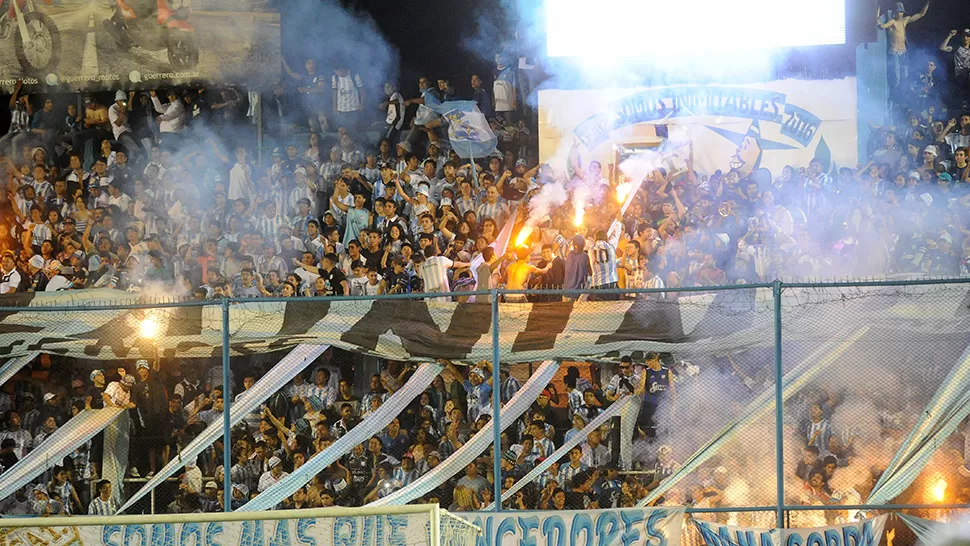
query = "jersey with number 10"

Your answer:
(588, 240), (618, 288)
